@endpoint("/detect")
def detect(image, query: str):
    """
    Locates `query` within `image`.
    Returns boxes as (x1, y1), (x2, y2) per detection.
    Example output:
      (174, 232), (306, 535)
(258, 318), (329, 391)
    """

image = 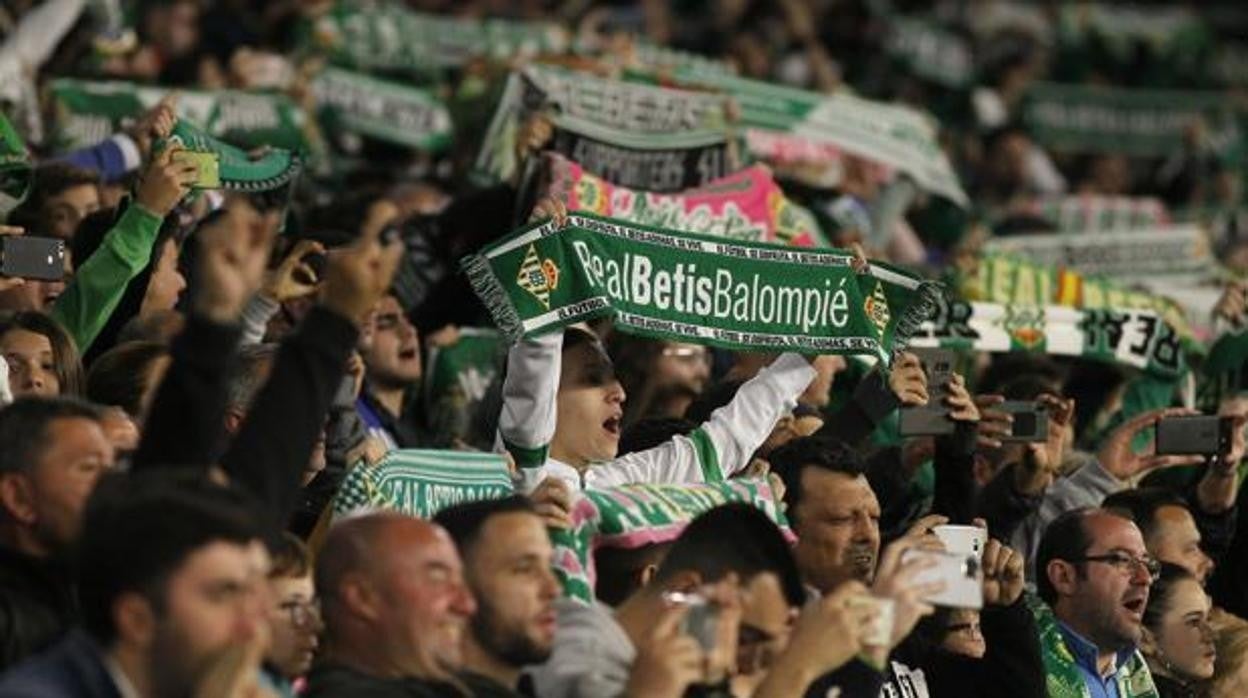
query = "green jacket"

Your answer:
(50, 202), (163, 353)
